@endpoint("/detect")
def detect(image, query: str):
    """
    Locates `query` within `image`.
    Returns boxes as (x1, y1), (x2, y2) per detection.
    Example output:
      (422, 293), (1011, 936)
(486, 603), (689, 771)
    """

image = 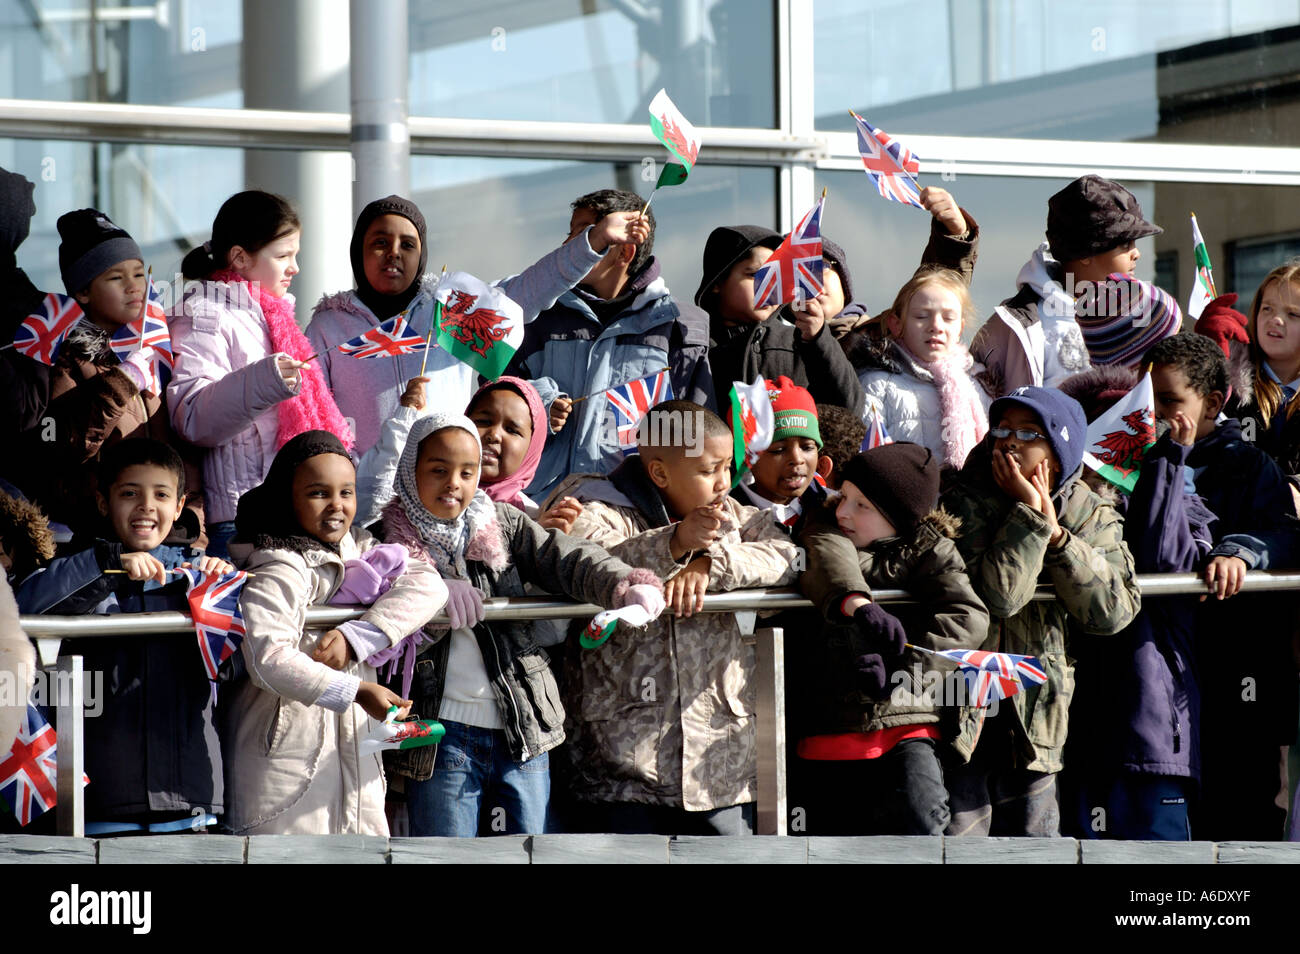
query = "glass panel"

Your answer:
(1229, 232), (1300, 302)
(0, 0), (243, 107)
(814, 0), (1300, 146)
(412, 156), (777, 310)
(409, 0), (776, 127)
